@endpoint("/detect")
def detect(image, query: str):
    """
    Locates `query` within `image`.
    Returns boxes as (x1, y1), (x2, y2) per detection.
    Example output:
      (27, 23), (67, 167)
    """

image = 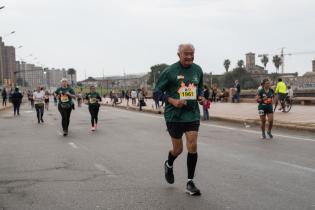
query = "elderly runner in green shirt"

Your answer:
(154, 43), (205, 196)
